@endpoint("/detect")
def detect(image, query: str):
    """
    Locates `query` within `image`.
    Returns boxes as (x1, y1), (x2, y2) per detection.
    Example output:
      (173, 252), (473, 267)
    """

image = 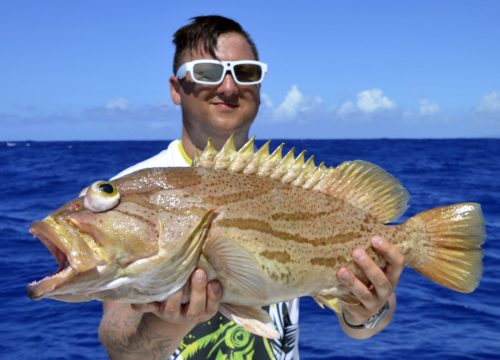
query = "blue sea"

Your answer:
(1, 139), (499, 360)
